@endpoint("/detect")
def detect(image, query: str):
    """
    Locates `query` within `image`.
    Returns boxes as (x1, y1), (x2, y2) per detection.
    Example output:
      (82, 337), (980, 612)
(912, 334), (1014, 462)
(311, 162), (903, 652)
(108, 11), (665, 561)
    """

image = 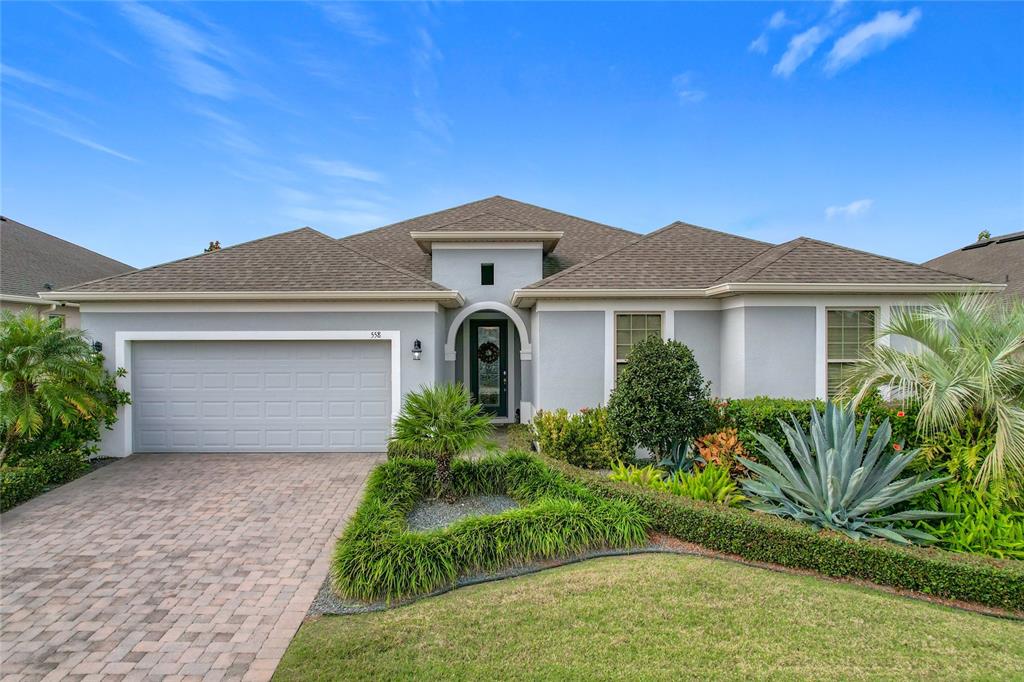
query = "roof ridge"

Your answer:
(338, 197), (501, 241)
(0, 216), (134, 270)
(331, 239), (449, 291)
(714, 238), (800, 284)
(422, 210), (551, 233)
(489, 195), (641, 238)
(59, 226), (323, 292)
(669, 220), (775, 247)
(796, 235), (979, 284)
